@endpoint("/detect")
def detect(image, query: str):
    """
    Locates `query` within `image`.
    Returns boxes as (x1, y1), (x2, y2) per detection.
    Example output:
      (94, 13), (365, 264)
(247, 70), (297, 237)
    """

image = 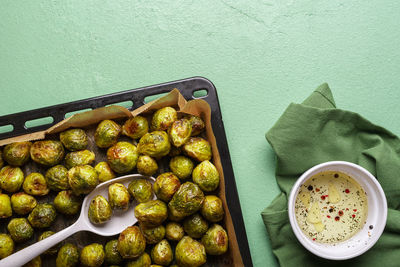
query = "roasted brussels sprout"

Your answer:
(128, 179), (153, 203)
(94, 120), (121, 148)
(136, 155), (158, 176)
(88, 195), (112, 224)
(0, 166), (24, 193)
(201, 195), (224, 222)
(107, 142), (138, 174)
(80, 243), (105, 267)
(0, 150), (3, 169)
(140, 224), (165, 245)
(182, 137), (212, 162)
(169, 156), (194, 180)
(187, 115), (205, 136)
(3, 141), (32, 166)
(168, 119), (192, 147)
(23, 256), (41, 267)
(11, 192), (36, 215)
(125, 252), (151, 267)
(168, 145), (182, 157)
(192, 160), (219, 192)
(151, 239), (173, 266)
(65, 150), (95, 169)
(134, 200), (168, 227)
(45, 165), (70, 191)
(165, 222), (185, 242)
(7, 218), (34, 242)
(23, 172), (49, 196)
(137, 131), (171, 158)
(60, 128), (88, 151)
(153, 173), (180, 202)
(151, 107), (177, 131)
(0, 193), (12, 218)
(175, 236), (206, 267)
(54, 190), (81, 215)
(30, 140), (64, 166)
(0, 233), (14, 259)
(28, 203), (57, 228)
(117, 226), (146, 259)
(122, 116), (149, 139)
(68, 165), (99, 195)
(56, 243), (79, 267)
(38, 231), (58, 255)
(105, 239), (122, 265)
(183, 213), (209, 239)
(201, 224), (228, 255)
(168, 182), (204, 221)
(94, 162), (115, 183)
(108, 183), (130, 211)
